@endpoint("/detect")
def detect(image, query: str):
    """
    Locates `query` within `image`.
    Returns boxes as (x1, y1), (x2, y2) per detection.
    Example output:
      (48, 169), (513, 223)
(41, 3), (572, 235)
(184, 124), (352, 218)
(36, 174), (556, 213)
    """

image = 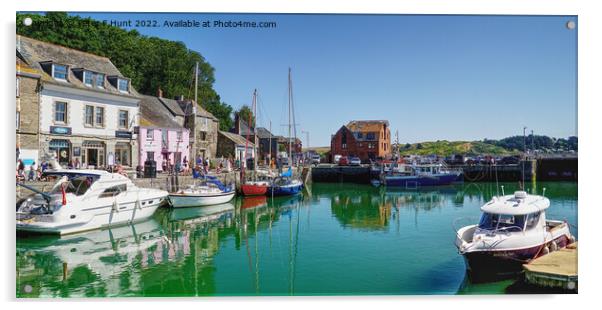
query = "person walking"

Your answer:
(17, 159), (25, 177)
